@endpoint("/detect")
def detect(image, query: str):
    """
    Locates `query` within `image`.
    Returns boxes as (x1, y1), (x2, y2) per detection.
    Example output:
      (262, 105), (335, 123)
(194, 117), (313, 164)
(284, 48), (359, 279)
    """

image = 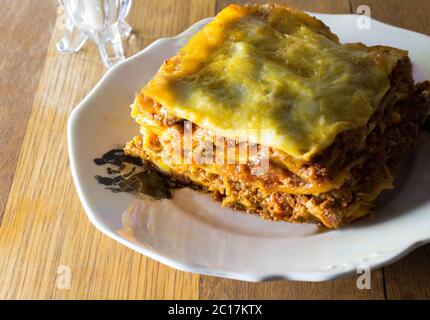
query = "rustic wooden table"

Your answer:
(1, 0), (429, 299)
